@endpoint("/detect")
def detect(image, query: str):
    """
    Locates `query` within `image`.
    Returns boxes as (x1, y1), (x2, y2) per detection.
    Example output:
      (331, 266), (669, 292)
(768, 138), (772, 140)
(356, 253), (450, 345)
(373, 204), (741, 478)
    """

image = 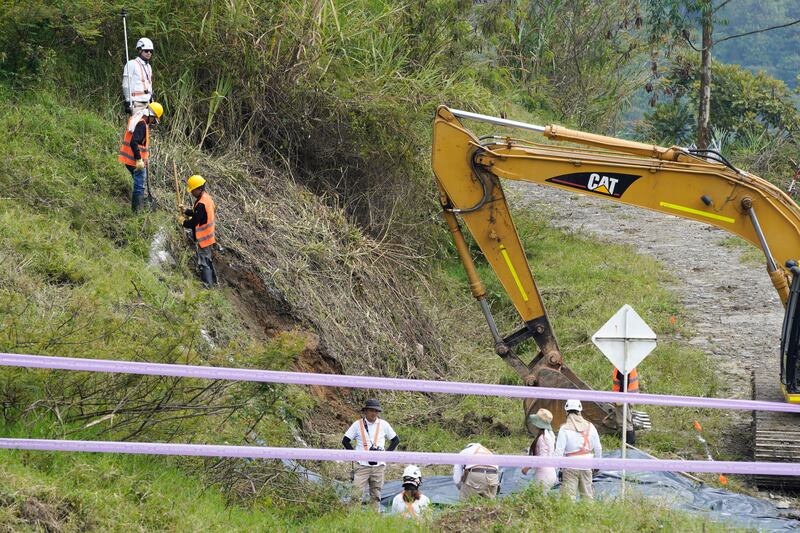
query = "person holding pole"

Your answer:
(122, 32), (155, 115)
(182, 175), (218, 287)
(613, 367), (639, 445)
(118, 102), (162, 212)
(555, 400), (602, 500)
